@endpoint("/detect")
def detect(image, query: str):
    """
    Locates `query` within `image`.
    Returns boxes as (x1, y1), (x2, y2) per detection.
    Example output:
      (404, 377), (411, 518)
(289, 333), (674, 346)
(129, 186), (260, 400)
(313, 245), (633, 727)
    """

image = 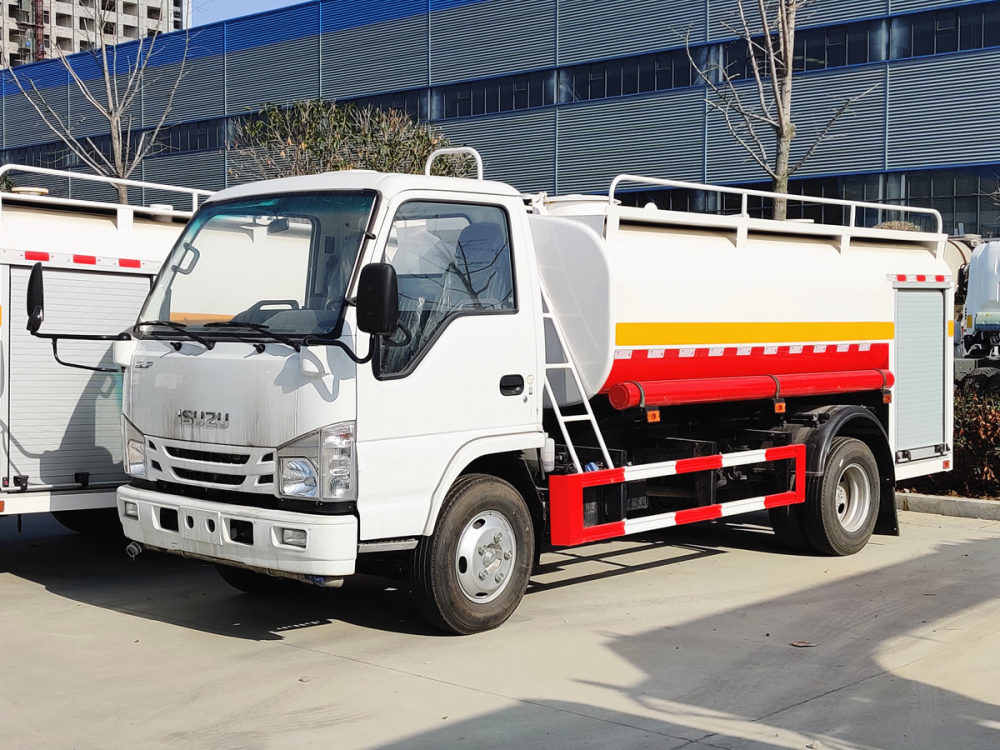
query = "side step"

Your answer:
(548, 444), (805, 546)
